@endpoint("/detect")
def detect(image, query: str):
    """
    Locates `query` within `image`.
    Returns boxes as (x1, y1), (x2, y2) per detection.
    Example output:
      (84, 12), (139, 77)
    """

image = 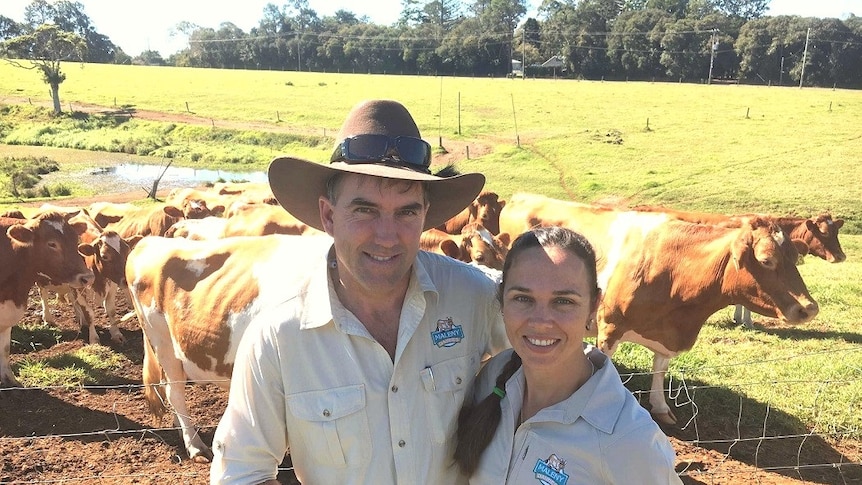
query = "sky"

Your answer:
(1, 0), (859, 57)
